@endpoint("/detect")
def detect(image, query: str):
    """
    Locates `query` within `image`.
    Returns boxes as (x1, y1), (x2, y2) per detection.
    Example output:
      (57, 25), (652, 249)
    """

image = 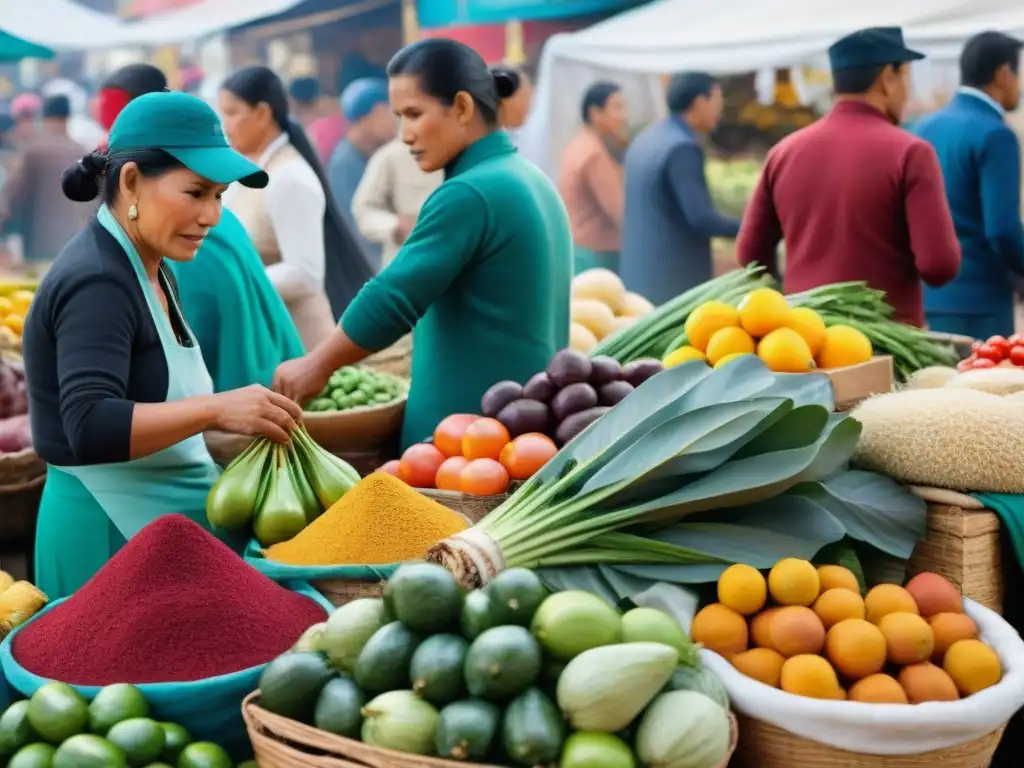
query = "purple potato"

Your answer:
(546, 348), (592, 389)
(598, 380), (634, 406)
(481, 380), (524, 418)
(623, 358), (665, 388)
(550, 382), (599, 423)
(554, 406), (611, 446)
(496, 399), (551, 437)
(589, 355), (625, 386)
(522, 372), (556, 403)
